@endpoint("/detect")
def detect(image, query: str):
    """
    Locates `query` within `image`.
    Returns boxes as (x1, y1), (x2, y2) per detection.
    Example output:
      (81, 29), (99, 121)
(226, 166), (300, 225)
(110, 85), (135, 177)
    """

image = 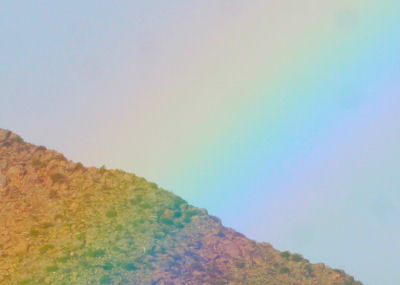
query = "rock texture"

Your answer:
(0, 128), (362, 284)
